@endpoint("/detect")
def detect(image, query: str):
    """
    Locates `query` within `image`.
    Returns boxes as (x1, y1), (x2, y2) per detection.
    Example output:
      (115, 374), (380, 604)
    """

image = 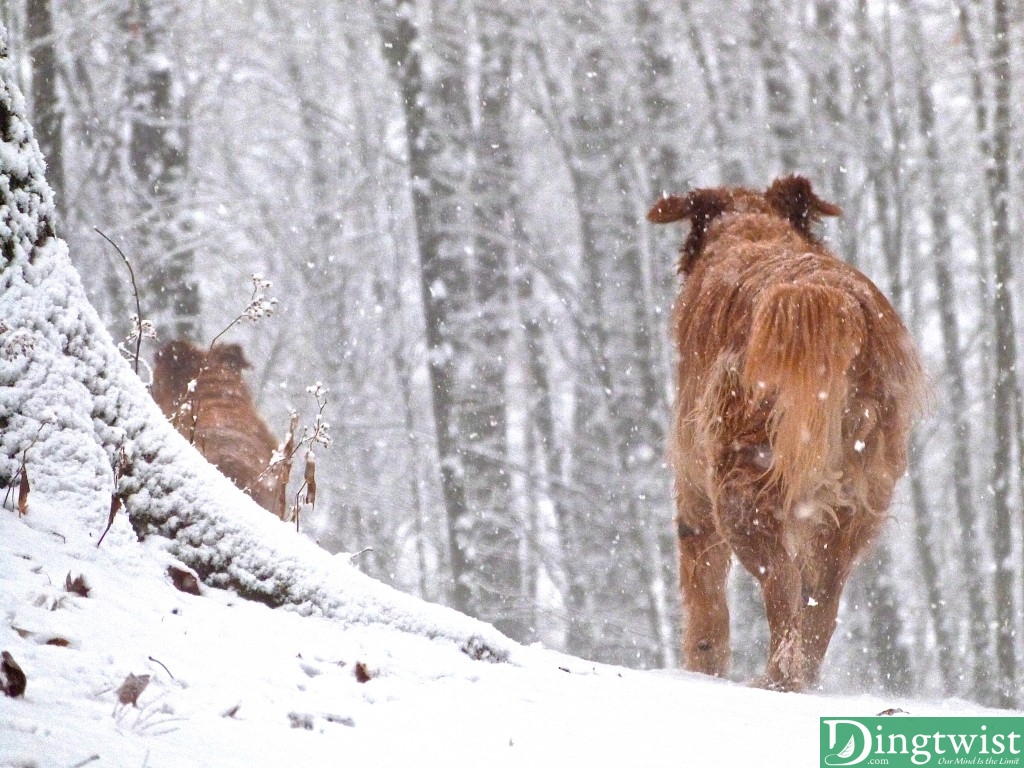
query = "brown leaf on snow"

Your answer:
(167, 565), (201, 595)
(1, 651), (27, 698)
(116, 673), (151, 706)
(354, 662), (372, 683)
(65, 572), (91, 598)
